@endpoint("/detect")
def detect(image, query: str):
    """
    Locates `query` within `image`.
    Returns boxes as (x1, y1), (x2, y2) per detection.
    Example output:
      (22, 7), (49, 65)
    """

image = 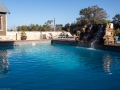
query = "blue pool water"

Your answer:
(0, 42), (120, 90)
